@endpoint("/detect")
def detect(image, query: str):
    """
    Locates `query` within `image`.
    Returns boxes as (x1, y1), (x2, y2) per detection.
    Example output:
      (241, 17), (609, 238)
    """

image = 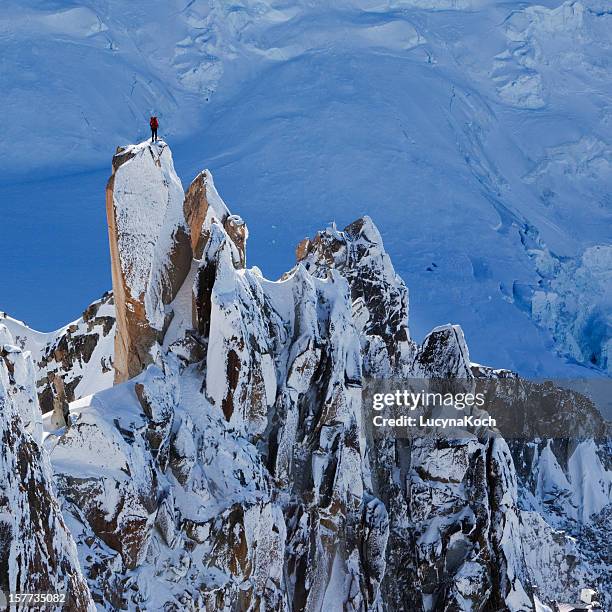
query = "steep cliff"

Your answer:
(106, 141), (192, 382)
